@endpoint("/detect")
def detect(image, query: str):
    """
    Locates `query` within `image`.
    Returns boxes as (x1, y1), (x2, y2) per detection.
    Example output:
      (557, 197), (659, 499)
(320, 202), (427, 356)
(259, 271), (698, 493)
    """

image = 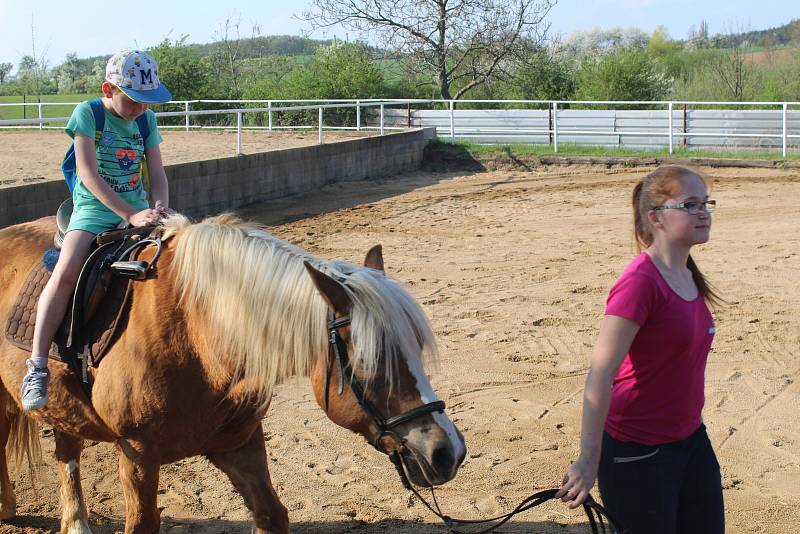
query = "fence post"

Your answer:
(38, 102), (43, 130)
(319, 107), (324, 145)
(380, 104), (385, 136)
(552, 102), (558, 153)
(449, 100), (455, 144)
(268, 101), (273, 131)
(356, 100), (361, 131)
(683, 105), (688, 149)
(668, 102), (674, 155)
(185, 101), (190, 131)
(782, 103), (788, 158)
(236, 111), (242, 155)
